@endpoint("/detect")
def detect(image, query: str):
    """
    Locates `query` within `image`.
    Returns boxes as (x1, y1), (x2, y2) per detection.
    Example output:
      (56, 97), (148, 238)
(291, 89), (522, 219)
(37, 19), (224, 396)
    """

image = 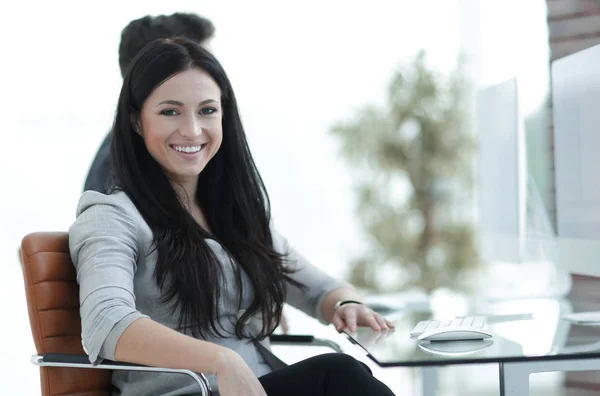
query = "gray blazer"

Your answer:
(69, 191), (348, 395)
